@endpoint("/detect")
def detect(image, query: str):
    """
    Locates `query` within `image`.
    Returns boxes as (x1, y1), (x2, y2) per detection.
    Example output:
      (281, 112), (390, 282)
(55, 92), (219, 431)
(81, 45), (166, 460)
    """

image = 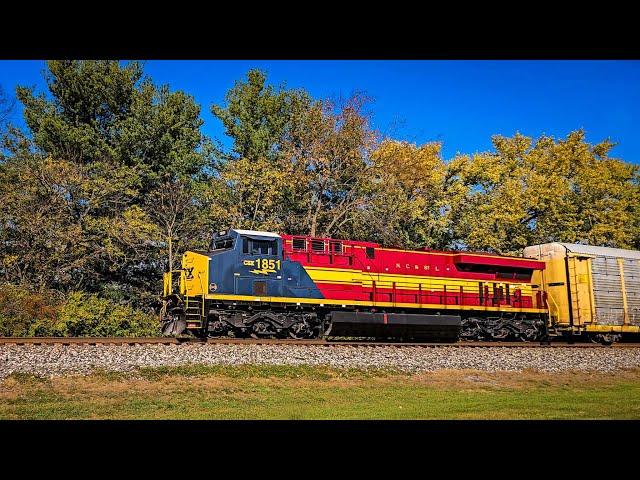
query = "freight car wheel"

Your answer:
(590, 333), (621, 345)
